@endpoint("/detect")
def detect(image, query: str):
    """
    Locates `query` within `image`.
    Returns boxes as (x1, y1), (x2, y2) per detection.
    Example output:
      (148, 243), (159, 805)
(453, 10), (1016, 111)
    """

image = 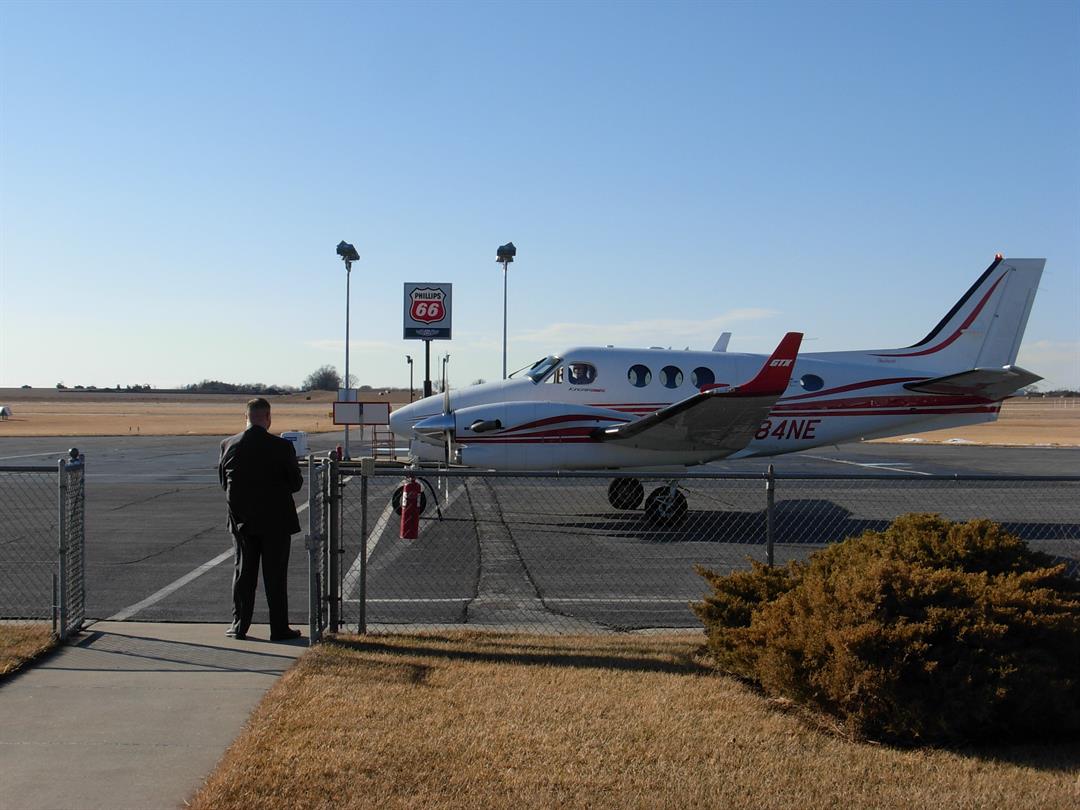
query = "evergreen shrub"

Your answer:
(692, 514), (1080, 744)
